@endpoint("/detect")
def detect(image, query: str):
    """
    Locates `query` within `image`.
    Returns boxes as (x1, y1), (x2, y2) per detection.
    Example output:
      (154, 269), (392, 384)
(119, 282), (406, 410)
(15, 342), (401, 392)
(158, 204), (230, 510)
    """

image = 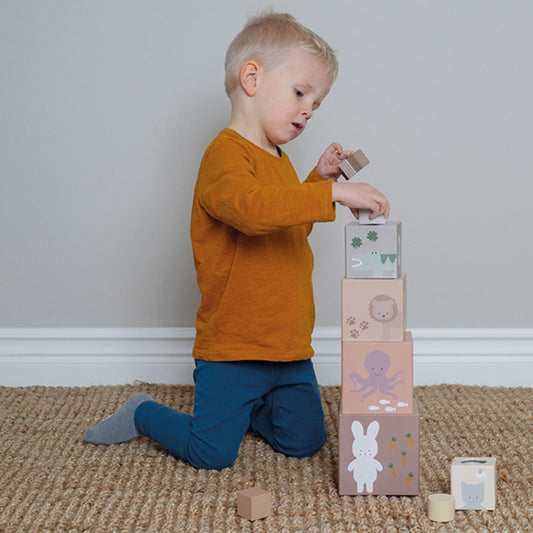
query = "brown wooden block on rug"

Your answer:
(339, 149), (370, 179)
(341, 332), (413, 415)
(236, 487), (271, 521)
(338, 401), (420, 496)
